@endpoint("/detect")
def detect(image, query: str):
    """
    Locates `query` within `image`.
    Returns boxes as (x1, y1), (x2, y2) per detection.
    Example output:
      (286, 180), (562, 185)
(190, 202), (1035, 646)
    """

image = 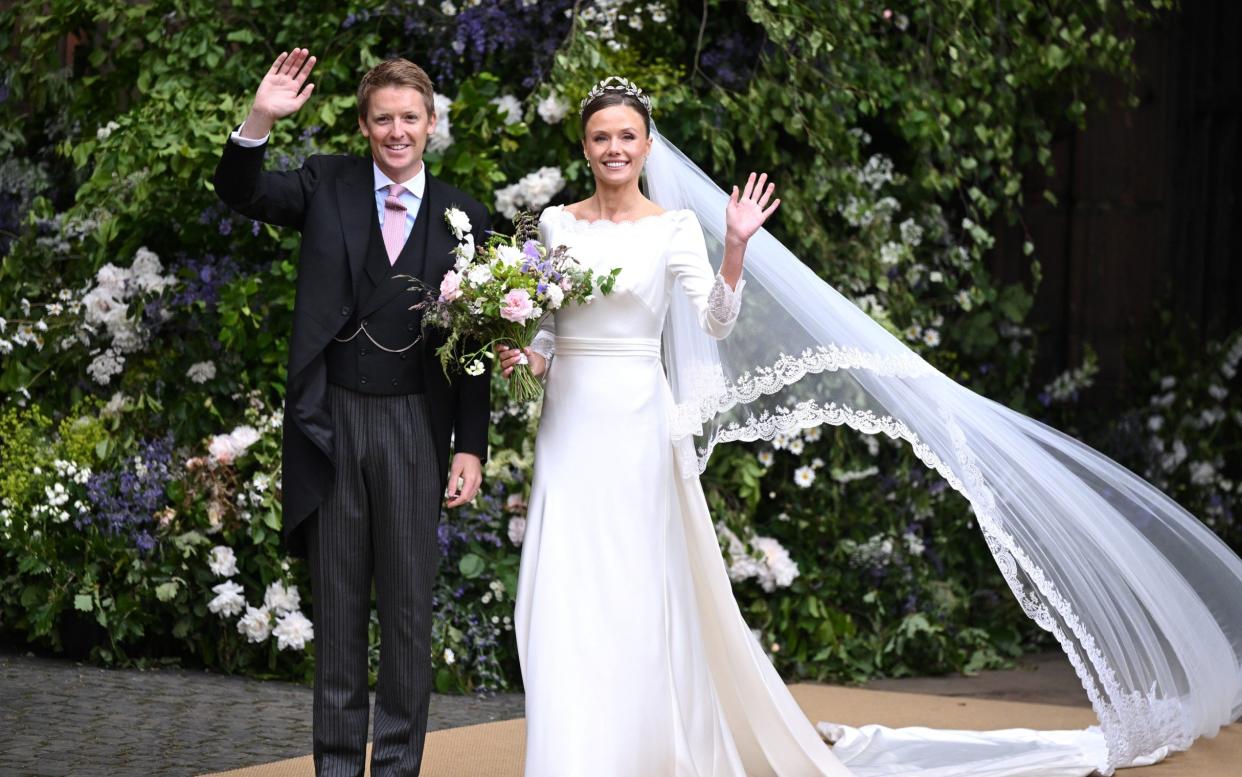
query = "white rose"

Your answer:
(490, 95), (523, 125)
(208, 545), (238, 578)
(263, 581), (302, 616)
(536, 93), (568, 124)
(493, 183), (521, 220)
(427, 93), (454, 153)
(272, 610), (314, 651)
(207, 580), (245, 618)
(236, 605), (273, 643)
